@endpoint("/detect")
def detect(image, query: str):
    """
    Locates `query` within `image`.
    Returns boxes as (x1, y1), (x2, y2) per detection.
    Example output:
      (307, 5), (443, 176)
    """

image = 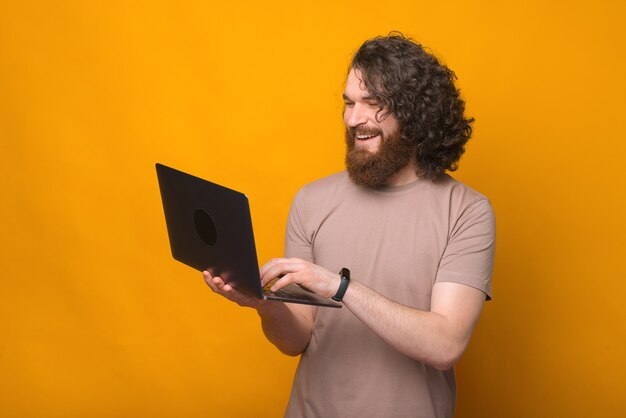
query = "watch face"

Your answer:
(340, 267), (351, 280)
